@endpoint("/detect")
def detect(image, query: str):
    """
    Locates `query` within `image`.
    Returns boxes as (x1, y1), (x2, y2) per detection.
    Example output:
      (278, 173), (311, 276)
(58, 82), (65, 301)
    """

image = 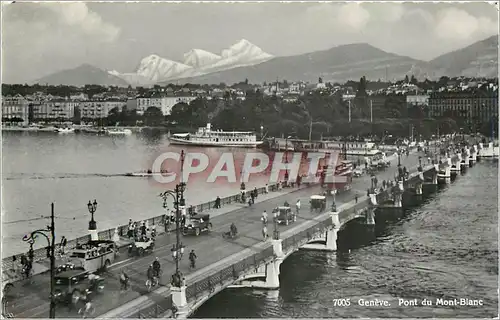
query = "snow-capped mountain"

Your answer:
(135, 54), (193, 81)
(183, 49), (221, 68)
(199, 39), (273, 73)
(110, 39), (274, 85)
